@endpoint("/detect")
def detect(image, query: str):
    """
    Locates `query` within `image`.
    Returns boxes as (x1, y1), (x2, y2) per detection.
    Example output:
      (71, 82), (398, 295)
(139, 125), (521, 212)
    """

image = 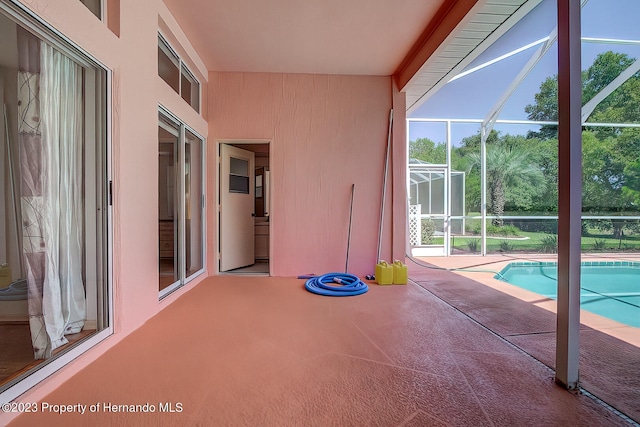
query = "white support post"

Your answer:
(555, 0), (582, 390)
(480, 124), (487, 256)
(445, 120), (452, 256)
